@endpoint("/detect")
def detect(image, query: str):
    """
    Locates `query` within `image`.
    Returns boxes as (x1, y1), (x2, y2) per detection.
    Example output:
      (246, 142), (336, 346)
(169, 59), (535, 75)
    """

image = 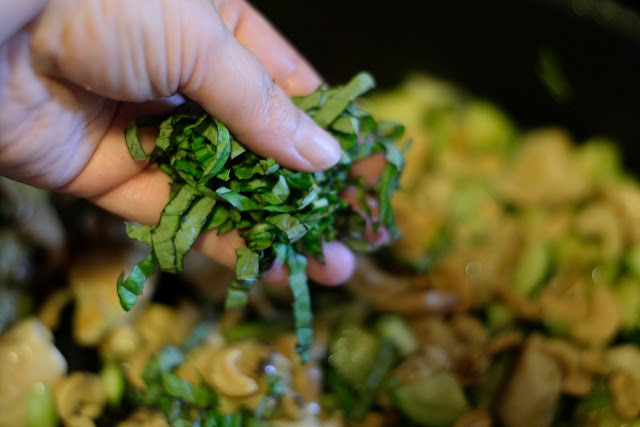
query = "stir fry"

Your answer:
(1, 74), (640, 426)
